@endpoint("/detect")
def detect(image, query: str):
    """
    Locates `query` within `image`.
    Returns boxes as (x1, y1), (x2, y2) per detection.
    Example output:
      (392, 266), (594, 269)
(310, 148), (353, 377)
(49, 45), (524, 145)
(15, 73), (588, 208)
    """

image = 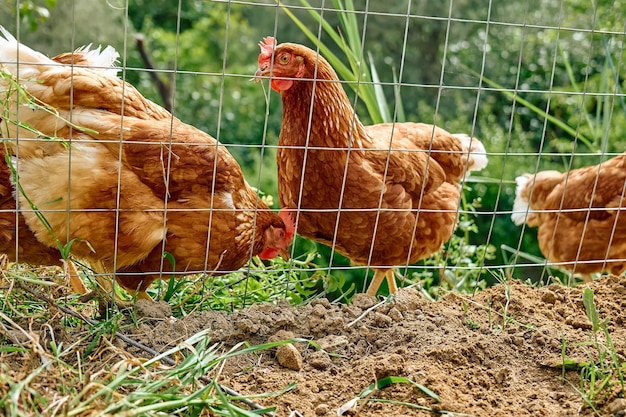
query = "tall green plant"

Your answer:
(279, 0), (400, 124)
